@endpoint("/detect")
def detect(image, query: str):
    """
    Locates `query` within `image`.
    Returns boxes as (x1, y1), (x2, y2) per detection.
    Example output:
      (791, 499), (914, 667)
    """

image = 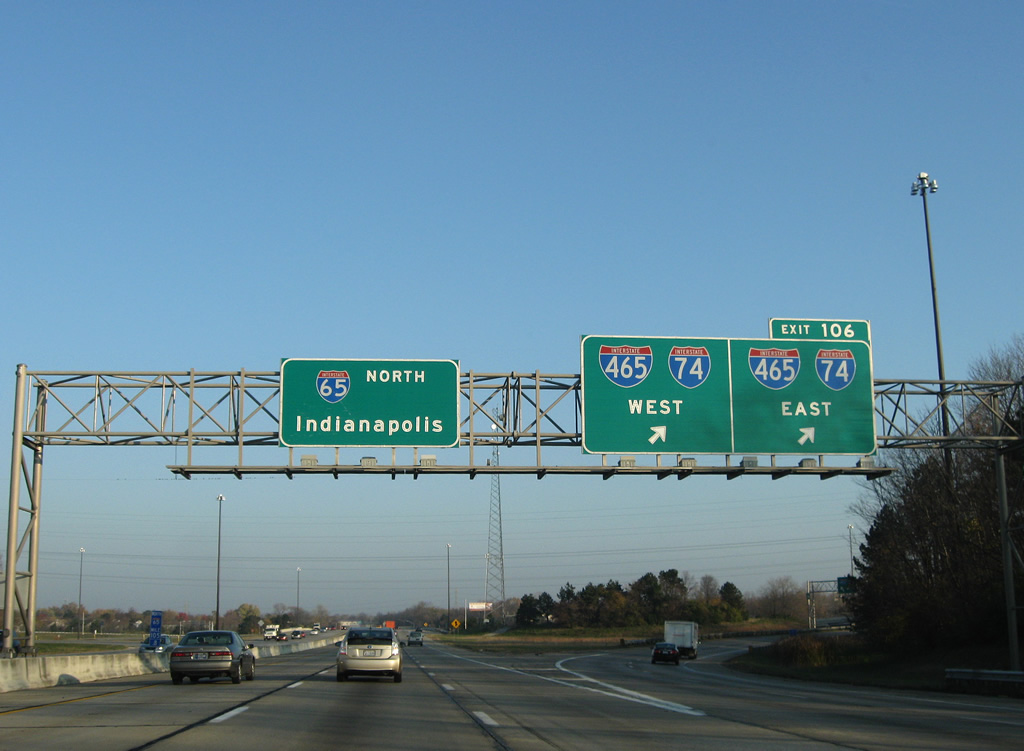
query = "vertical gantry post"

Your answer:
(3, 365), (28, 656)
